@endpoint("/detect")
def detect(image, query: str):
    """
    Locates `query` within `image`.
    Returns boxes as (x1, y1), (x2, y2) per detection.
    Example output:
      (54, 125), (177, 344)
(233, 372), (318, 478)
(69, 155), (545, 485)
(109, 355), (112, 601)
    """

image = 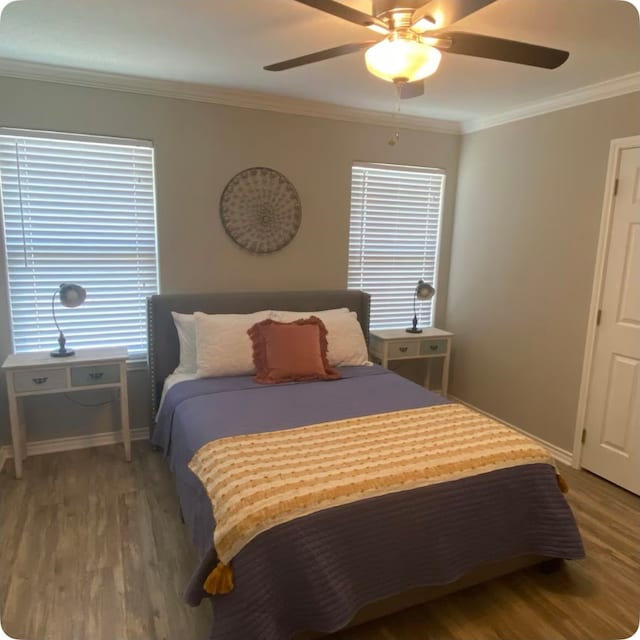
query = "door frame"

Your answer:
(572, 134), (640, 468)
